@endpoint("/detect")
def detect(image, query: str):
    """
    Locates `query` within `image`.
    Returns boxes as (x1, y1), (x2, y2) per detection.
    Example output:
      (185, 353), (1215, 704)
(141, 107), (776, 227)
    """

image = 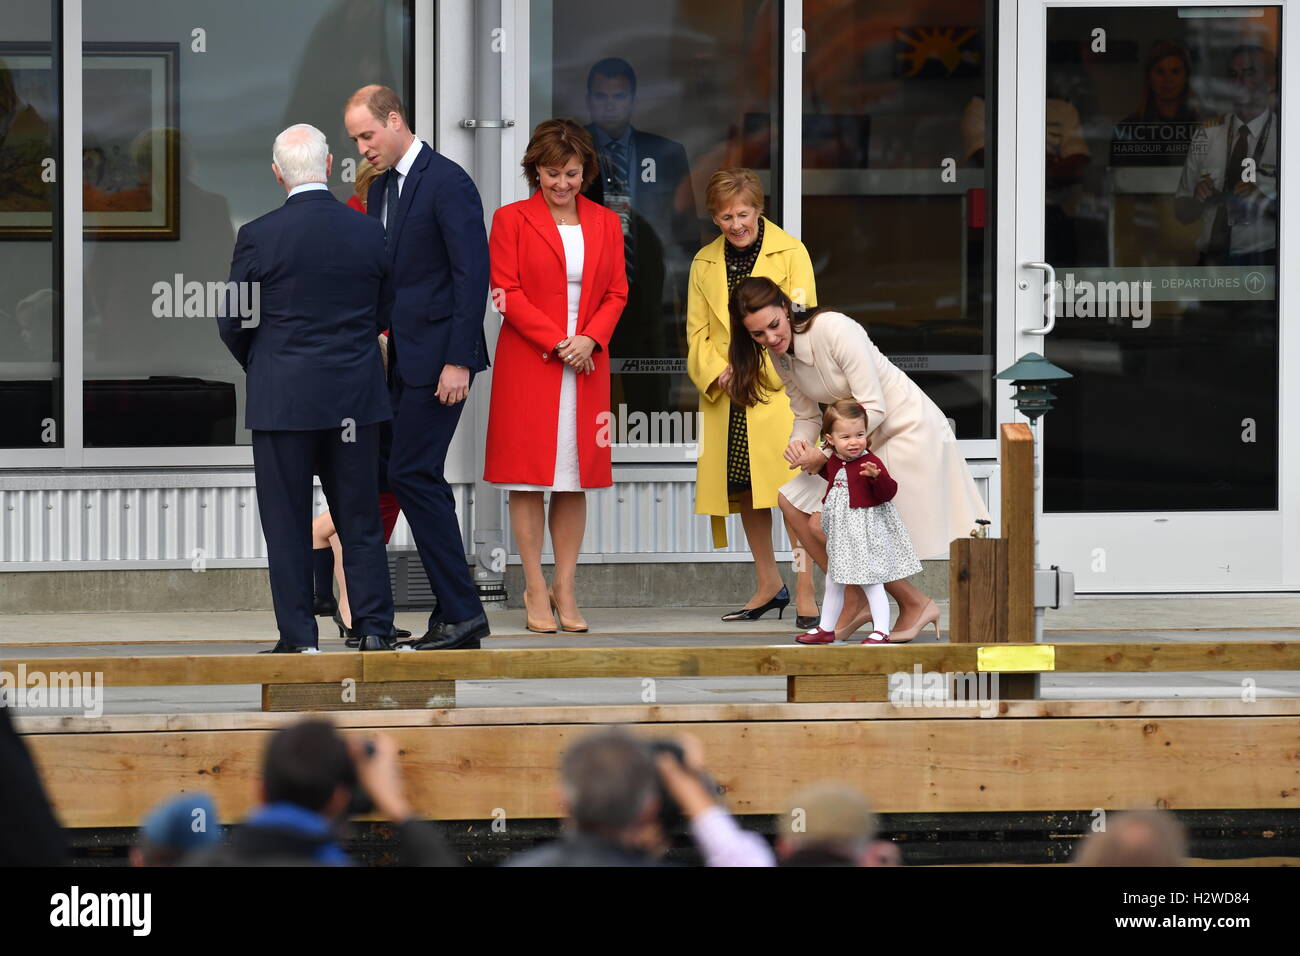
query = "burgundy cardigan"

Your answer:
(819, 451), (898, 508)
